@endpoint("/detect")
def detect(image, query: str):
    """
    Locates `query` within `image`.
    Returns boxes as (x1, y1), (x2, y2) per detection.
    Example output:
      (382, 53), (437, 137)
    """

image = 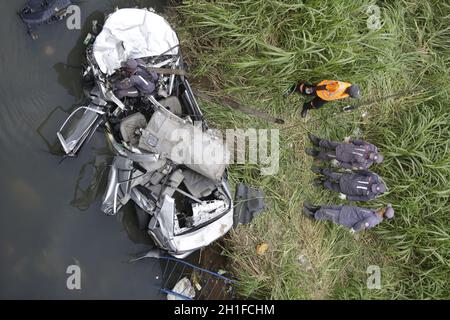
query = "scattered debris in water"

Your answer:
(159, 256), (235, 300)
(167, 277), (195, 300)
(18, 0), (73, 40)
